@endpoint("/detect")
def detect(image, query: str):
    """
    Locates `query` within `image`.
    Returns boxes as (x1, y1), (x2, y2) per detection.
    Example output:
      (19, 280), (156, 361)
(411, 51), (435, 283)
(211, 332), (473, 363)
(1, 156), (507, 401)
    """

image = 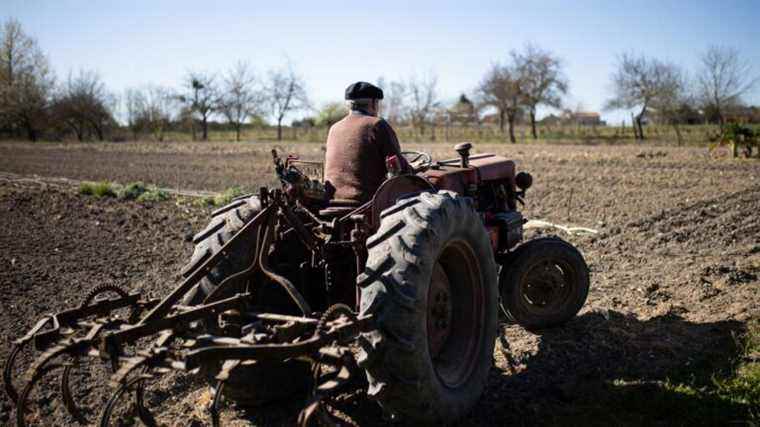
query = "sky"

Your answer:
(3, 0), (760, 124)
